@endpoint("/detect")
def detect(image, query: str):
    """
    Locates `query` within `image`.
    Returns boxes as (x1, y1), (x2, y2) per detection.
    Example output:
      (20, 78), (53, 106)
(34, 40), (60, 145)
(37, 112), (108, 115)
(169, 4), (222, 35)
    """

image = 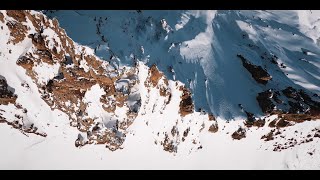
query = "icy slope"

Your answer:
(45, 10), (320, 119)
(0, 10), (320, 169)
